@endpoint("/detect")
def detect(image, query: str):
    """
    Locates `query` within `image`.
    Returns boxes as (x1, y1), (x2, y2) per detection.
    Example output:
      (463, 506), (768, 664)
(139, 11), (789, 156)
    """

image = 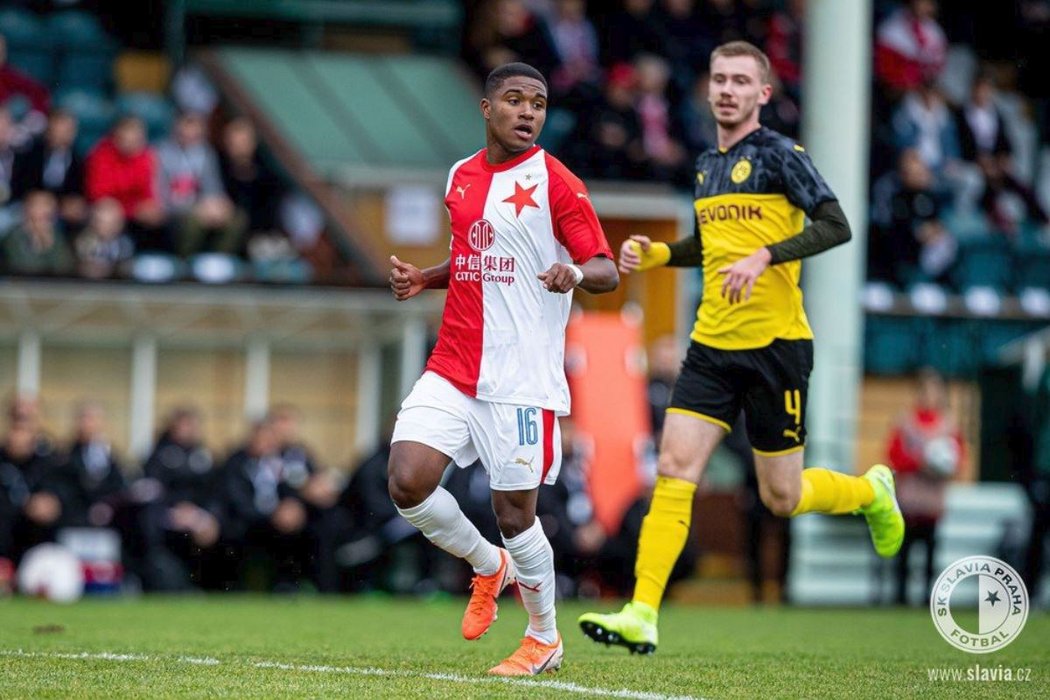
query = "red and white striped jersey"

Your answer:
(425, 145), (612, 415)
